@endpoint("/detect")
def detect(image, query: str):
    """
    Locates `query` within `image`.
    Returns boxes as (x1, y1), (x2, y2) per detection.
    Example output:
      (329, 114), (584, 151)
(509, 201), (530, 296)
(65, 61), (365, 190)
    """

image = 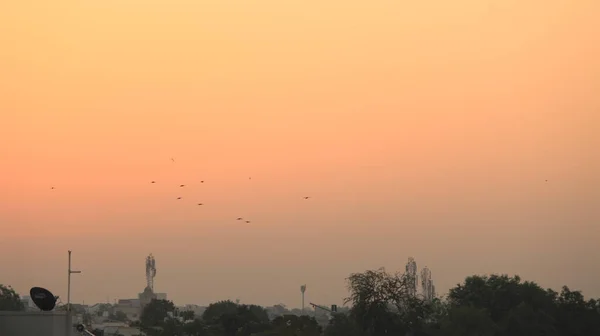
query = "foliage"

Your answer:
(343, 267), (432, 335)
(324, 314), (361, 336)
(180, 309), (196, 321)
(113, 269), (600, 336)
(139, 299), (177, 336)
(109, 310), (128, 322)
(212, 302), (271, 336)
(324, 270), (600, 336)
(436, 274), (600, 336)
(269, 314), (322, 336)
(0, 284), (24, 311)
(202, 300), (239, 323)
